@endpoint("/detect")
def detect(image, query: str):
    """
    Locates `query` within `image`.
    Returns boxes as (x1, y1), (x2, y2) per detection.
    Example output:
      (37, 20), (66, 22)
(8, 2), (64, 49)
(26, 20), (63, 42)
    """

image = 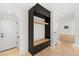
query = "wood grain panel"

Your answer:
(34, 39), (49, 46)
(60, 34), (75, 43)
